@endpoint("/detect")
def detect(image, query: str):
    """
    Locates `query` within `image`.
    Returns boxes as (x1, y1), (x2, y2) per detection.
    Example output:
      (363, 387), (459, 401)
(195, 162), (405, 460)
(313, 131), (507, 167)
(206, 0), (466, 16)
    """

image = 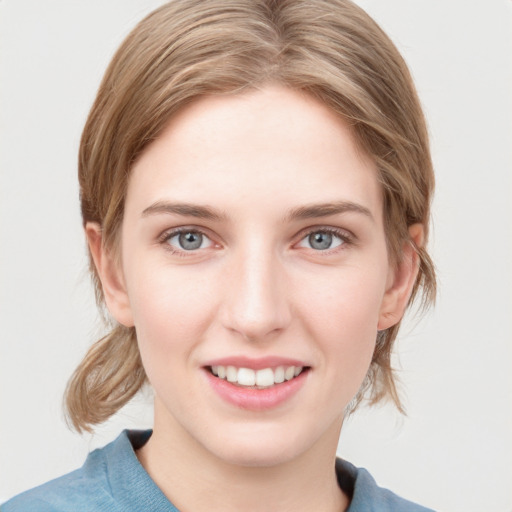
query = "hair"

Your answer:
(65, 0), (436, 433)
